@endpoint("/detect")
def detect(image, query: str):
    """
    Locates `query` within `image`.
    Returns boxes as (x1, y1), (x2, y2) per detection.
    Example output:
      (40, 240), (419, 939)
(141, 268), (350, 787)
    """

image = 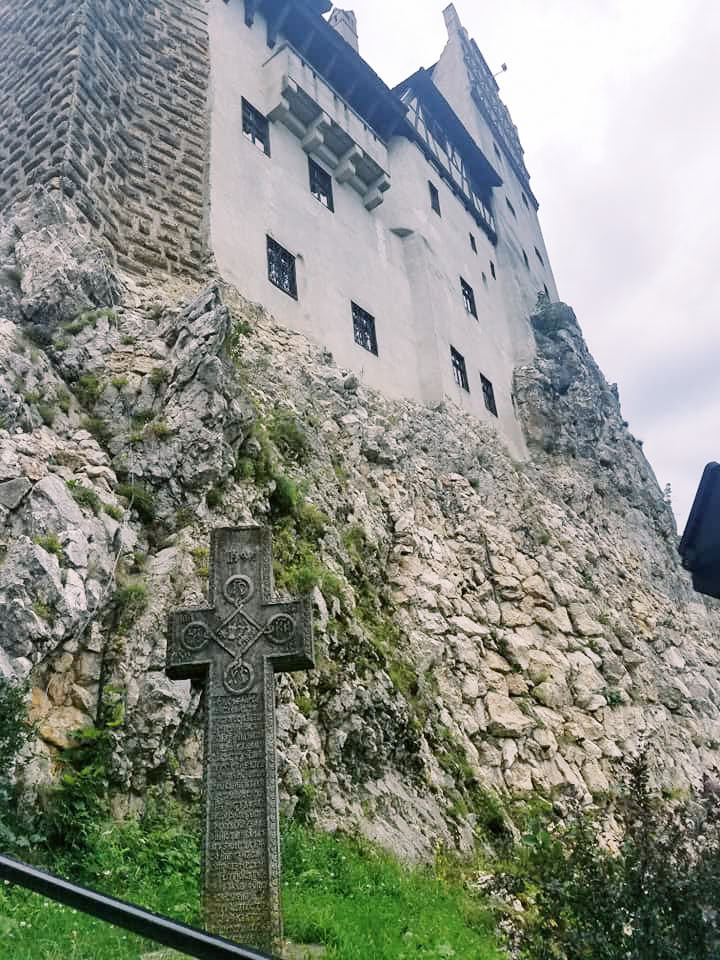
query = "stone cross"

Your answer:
(167, 526), (314, 955)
